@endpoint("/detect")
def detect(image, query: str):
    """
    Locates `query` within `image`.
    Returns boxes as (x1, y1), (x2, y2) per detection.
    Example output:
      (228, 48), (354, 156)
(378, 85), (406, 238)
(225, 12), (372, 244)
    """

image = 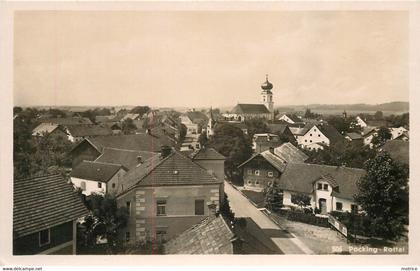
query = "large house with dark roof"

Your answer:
(294, 123), (344, 151)
(13, 174), (88, 255)
(116, 148), (223, 244)
(278, 163), (366, 214)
